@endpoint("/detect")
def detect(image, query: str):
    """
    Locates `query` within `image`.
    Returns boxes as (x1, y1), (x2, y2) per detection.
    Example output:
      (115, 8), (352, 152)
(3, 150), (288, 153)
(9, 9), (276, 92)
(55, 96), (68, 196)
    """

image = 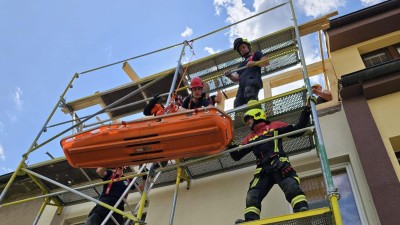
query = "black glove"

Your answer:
(228, 141), (239, 149)
(306, 95), (317, 108)
(144, 94), (162, 116)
